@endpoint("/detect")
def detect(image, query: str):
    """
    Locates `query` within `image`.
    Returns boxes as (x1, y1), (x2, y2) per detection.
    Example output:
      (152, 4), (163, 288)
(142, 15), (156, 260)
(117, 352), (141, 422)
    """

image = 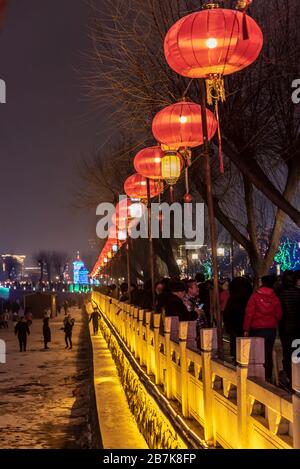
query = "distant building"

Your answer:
(73, 252), (89, 285)
(0, 254), (26, 281)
